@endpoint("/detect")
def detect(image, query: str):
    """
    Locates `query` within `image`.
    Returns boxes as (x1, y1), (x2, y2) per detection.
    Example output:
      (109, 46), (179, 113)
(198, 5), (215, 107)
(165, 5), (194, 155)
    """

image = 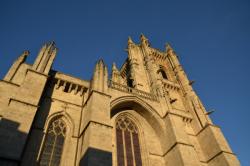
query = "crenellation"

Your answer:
(54, 78), (88, 96)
